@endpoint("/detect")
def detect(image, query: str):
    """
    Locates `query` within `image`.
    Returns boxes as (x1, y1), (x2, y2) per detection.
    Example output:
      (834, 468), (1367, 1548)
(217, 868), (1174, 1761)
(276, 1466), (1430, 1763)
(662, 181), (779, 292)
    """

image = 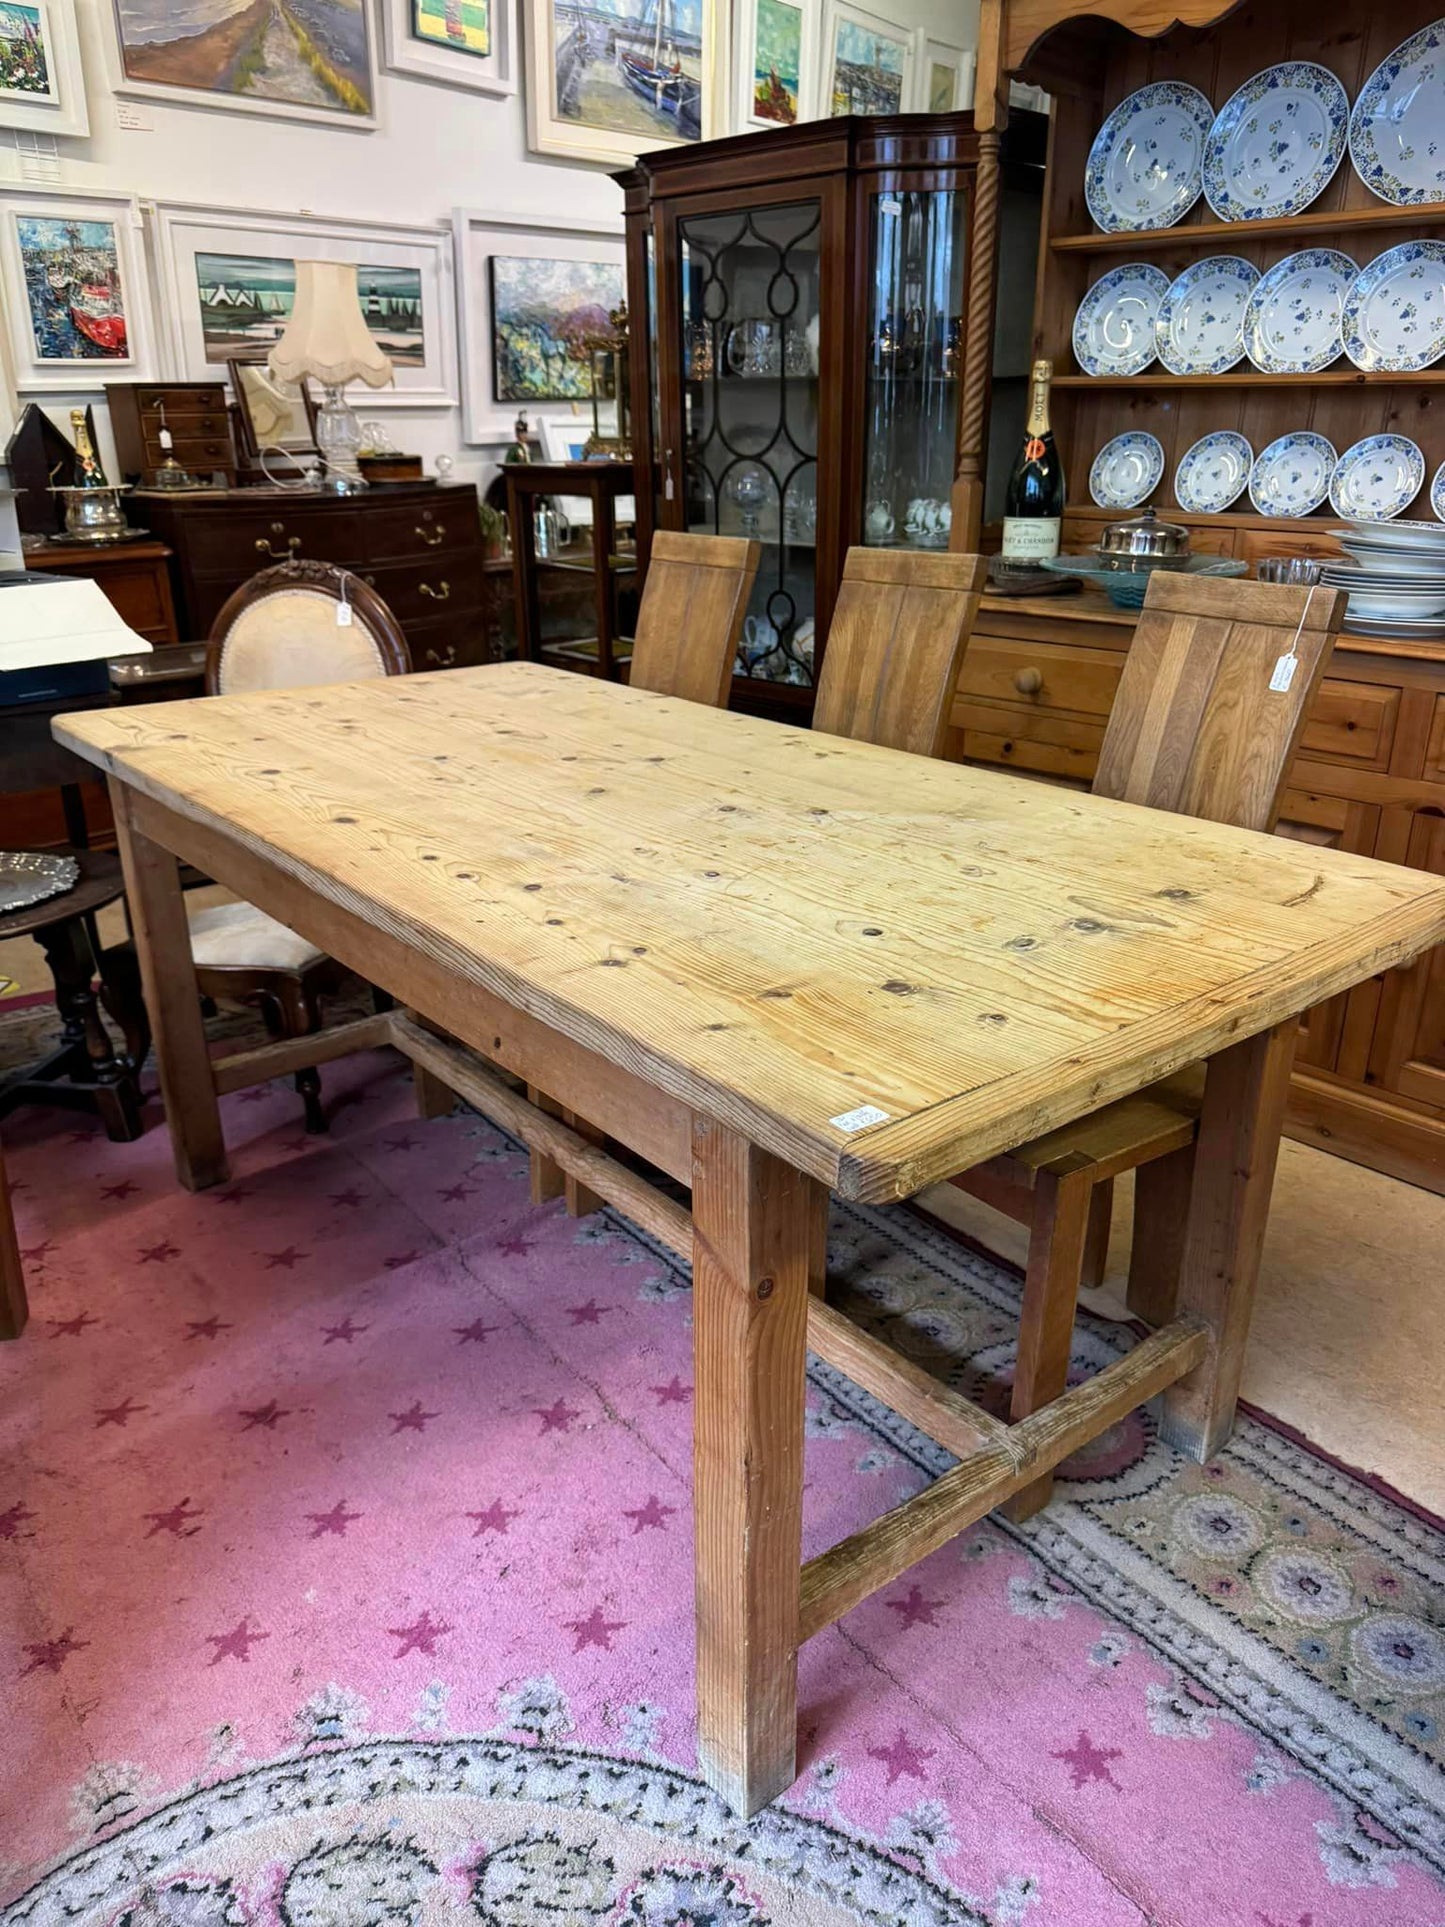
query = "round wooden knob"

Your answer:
(1014, 666), (1044, 695)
